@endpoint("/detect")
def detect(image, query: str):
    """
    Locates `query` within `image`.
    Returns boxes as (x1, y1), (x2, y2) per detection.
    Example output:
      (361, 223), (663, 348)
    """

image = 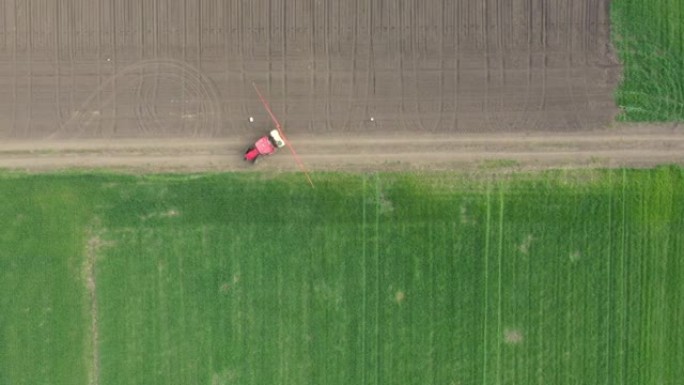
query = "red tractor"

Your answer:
(243, 129), (286, 163)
